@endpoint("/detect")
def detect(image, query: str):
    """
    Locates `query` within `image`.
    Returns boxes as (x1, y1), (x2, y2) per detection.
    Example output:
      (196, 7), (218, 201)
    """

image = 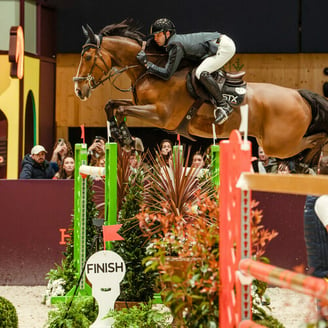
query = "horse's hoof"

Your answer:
(133, 137), (144, 152)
